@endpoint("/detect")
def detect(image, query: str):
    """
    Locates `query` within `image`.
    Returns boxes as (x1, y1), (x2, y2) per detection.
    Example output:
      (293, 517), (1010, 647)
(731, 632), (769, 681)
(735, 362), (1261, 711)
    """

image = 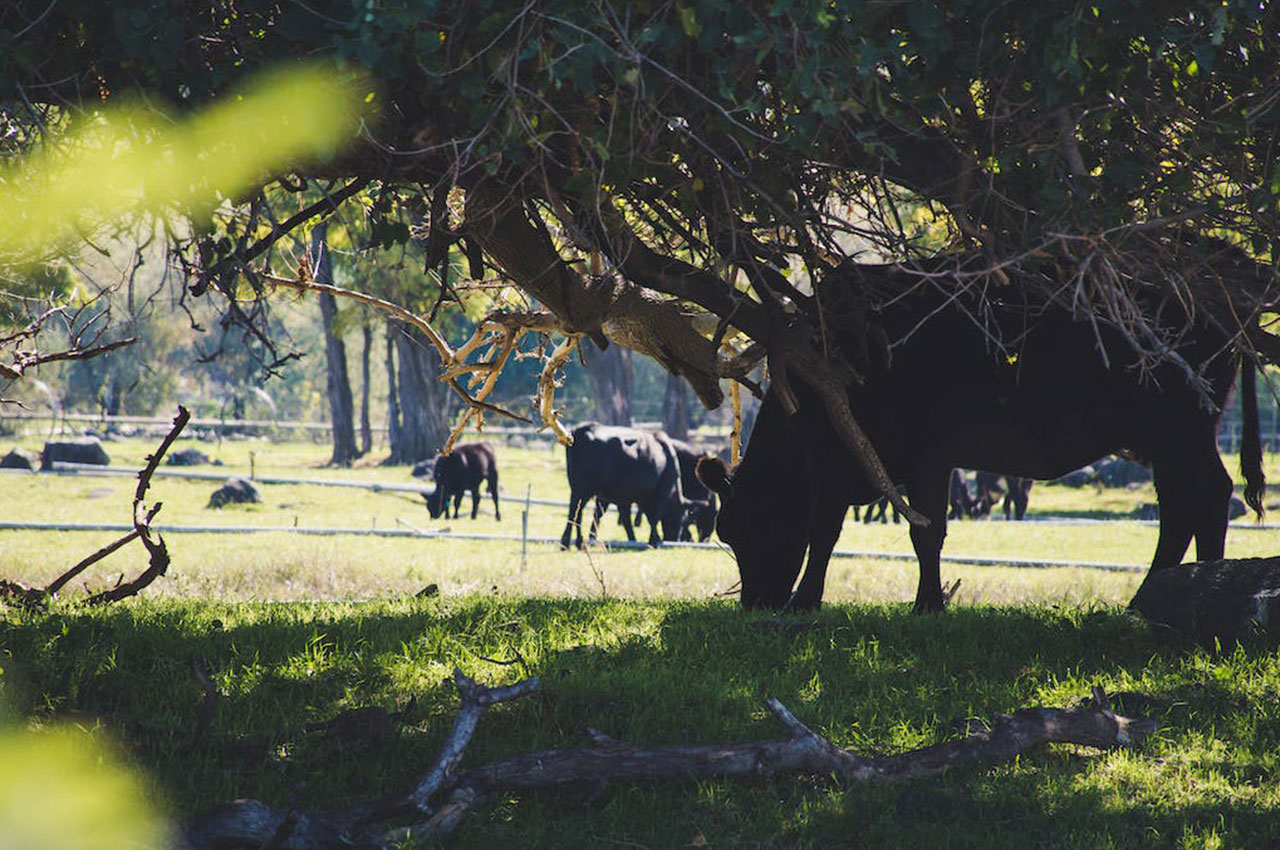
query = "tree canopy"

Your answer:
(4, 0), (1280, 498)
